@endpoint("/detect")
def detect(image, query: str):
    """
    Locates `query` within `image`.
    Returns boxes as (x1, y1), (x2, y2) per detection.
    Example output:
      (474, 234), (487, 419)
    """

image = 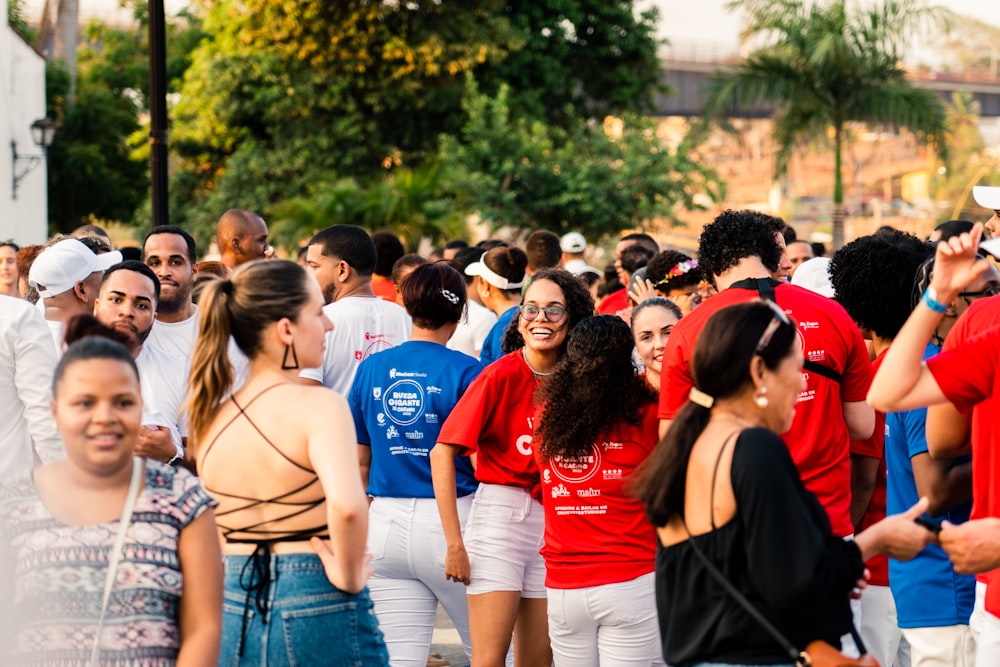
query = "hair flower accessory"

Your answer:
(666, 259), (698, 280)
(440, 289), (460, 305)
